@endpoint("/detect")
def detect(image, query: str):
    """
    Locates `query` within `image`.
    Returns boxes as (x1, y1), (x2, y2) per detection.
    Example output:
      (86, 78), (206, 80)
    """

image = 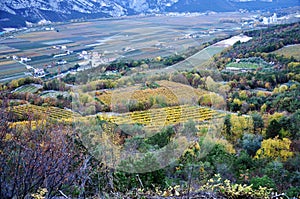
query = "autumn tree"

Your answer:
(255, 137), (294, 161)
